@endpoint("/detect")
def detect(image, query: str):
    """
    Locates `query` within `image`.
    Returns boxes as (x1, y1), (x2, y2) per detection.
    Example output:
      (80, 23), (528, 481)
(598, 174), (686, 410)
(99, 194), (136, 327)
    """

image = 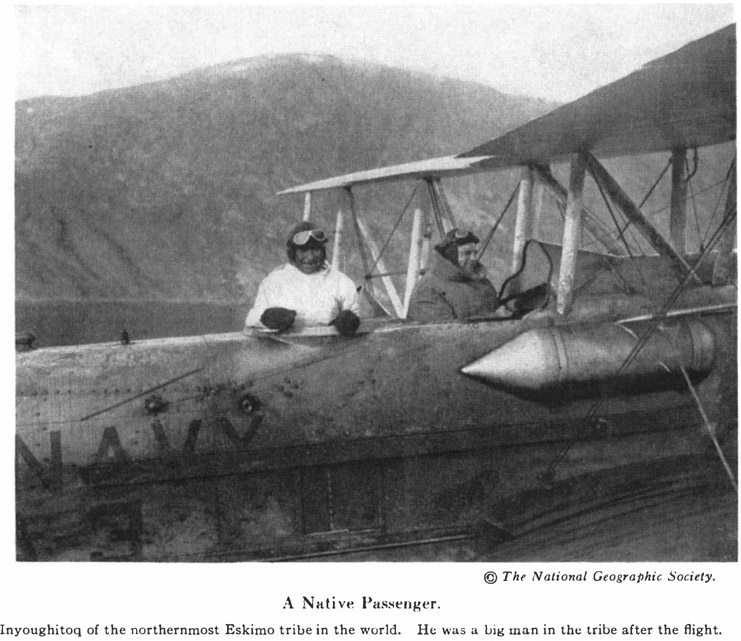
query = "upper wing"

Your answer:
(460, 24), (736, 165)
(277, 155), (493, 194)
